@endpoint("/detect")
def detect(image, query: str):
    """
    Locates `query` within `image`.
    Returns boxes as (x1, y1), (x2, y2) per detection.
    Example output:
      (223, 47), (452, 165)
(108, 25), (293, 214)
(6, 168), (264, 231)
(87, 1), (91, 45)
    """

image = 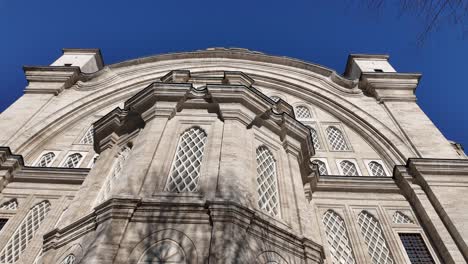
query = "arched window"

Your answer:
(137, 240), (185, 264)
(62, 153), (83, 168)
(256, 146), (280, 217)
(165, 127), (207, 192)
(340, 160), (359, 176)
(96, 146), (132, 204)
(309, 127), (321, 150)
(326, 126), (349, 151)
(79, 126), (94, 144)
(357, 211), (394, 264)
(392, 211), (414, 224)
(322, 210), (356, 264)
(295, 105), (312, 120)
(60, 254), (76, 264)
(368, 161), (387, 176)
(0, 200), (51, 263)
(0, 199), (18, 210)
(312, 160), (328, 175)
(35, 152), (55, 167)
